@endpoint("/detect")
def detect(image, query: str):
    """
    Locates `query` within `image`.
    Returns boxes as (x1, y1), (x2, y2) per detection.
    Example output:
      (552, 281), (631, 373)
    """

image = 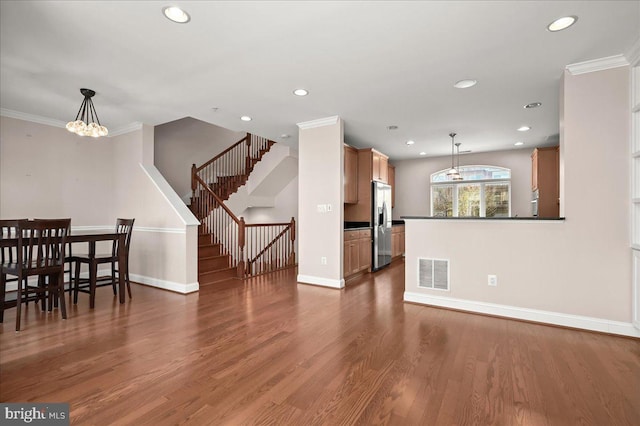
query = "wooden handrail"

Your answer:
(192, 174), (241, 225)
(247, 224), (291, 265)
(195, 133), (249, 173)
